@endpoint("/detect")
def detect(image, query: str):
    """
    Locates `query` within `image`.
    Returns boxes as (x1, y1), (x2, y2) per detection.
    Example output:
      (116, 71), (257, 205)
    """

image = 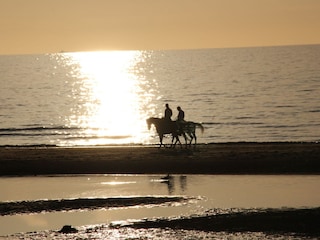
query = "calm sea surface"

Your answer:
(1, 45), (320, 146)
